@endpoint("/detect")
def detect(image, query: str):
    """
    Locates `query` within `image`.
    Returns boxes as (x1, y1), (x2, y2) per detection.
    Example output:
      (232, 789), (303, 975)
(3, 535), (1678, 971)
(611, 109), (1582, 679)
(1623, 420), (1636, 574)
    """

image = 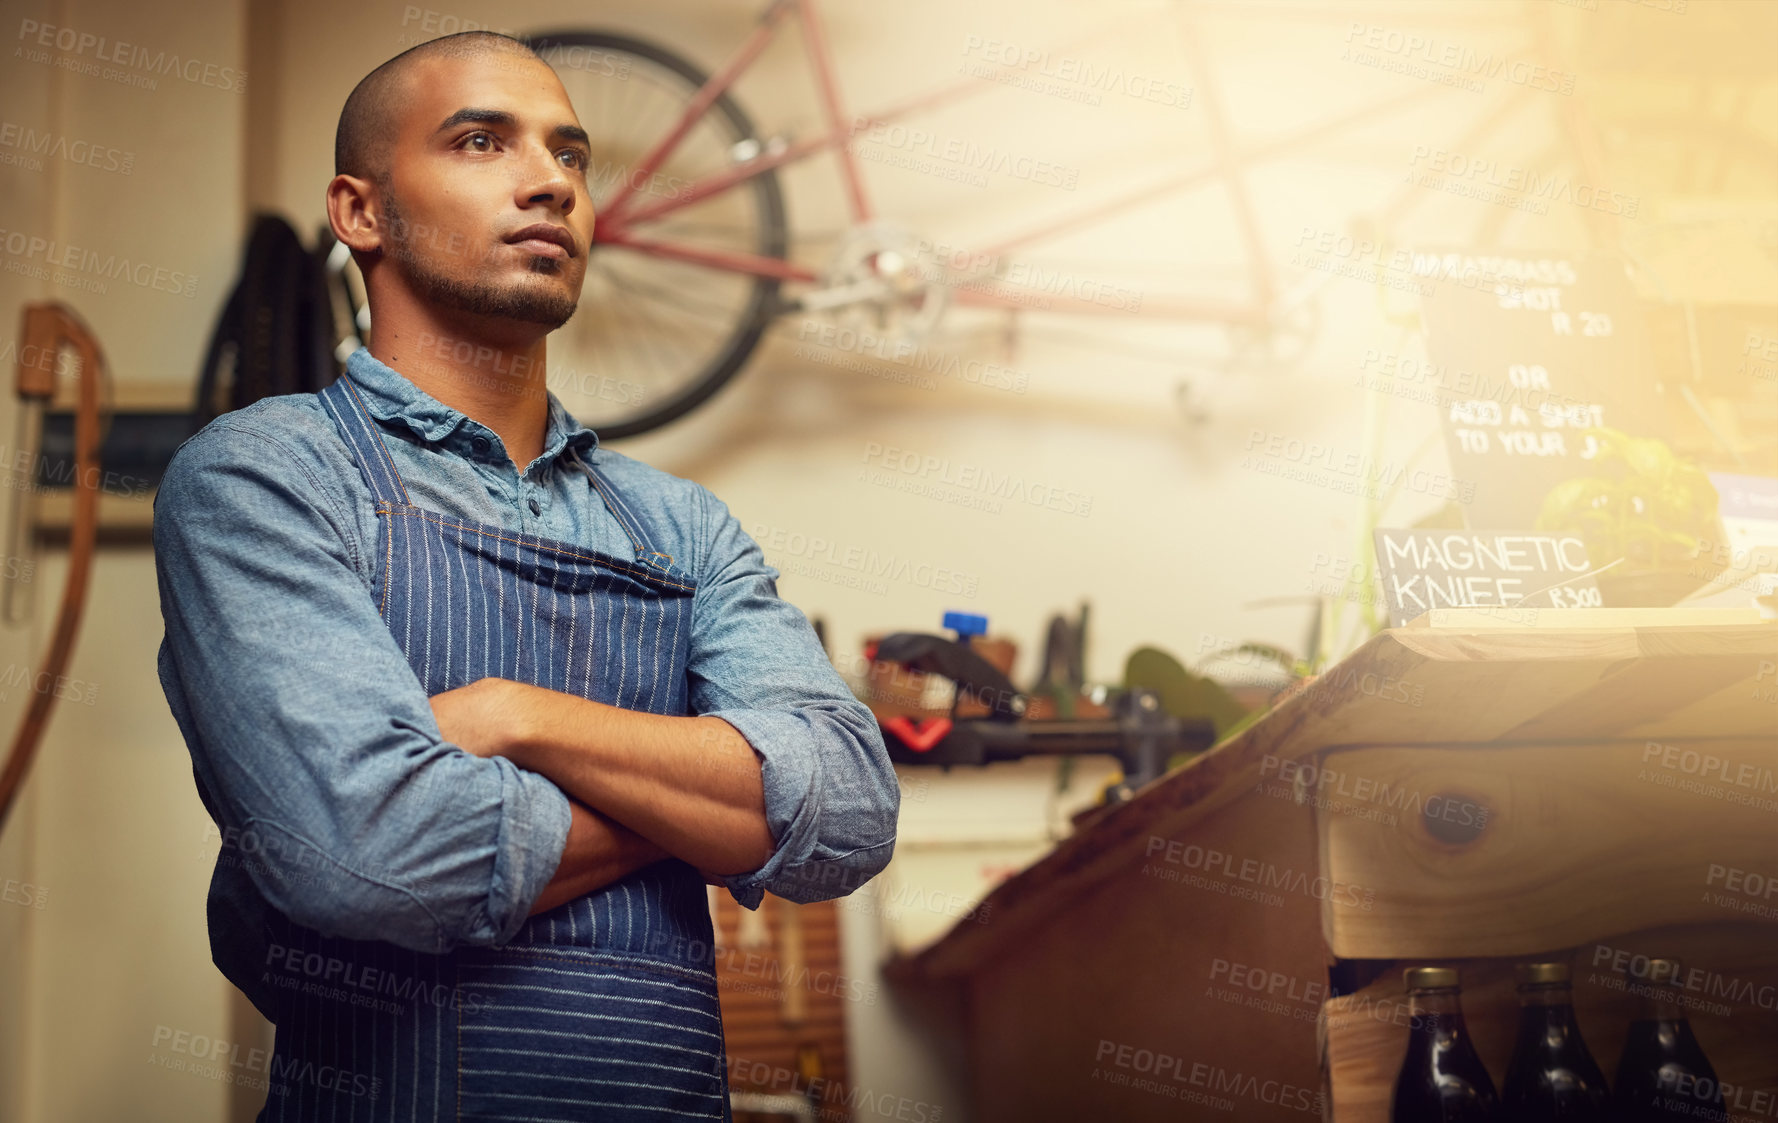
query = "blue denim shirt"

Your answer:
(153, 347), (898, 958)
